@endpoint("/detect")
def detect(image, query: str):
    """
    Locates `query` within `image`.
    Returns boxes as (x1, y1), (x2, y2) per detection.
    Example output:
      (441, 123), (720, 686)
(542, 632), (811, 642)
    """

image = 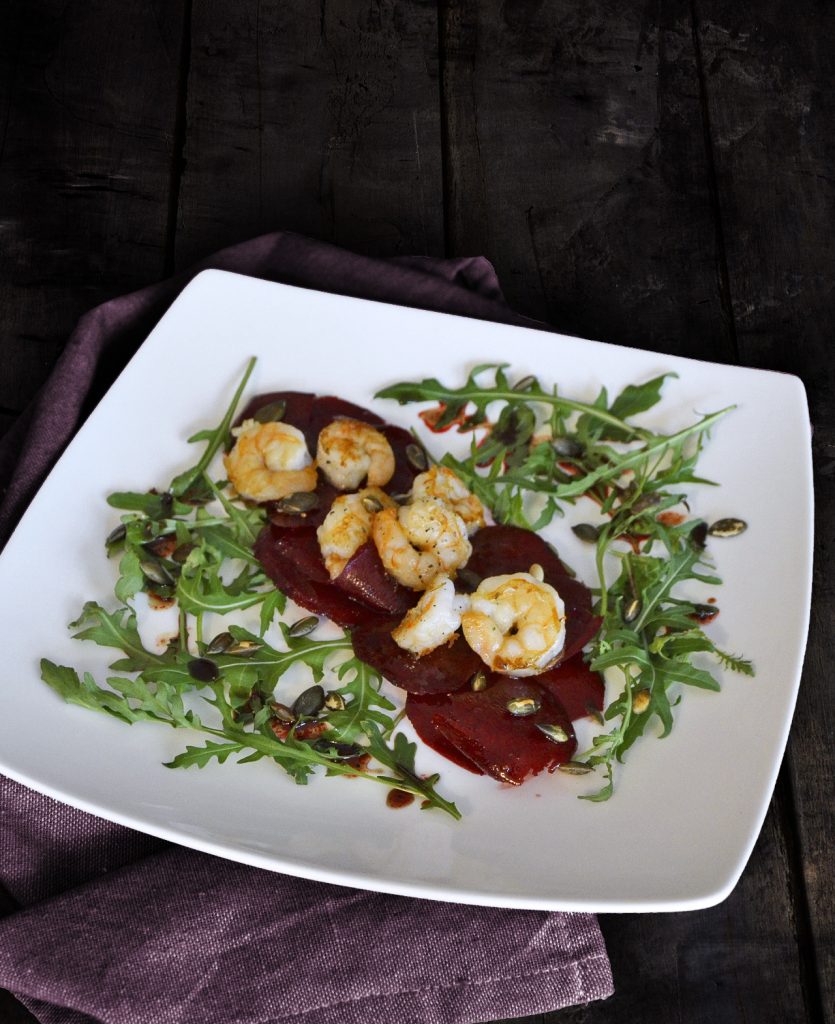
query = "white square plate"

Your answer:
(0, 271), (813, 911)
